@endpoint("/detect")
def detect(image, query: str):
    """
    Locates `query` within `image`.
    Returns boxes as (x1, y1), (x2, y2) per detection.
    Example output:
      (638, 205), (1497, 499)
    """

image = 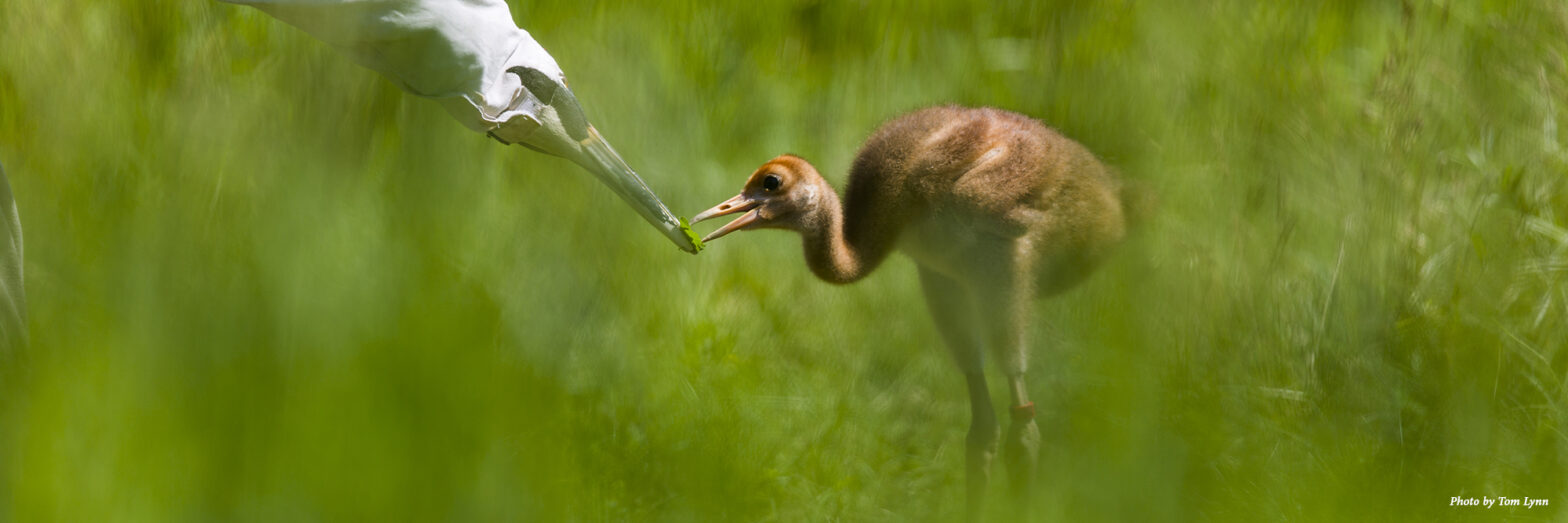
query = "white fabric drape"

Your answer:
(219, 0), (563, 135)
